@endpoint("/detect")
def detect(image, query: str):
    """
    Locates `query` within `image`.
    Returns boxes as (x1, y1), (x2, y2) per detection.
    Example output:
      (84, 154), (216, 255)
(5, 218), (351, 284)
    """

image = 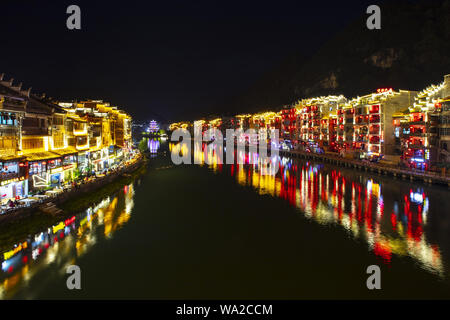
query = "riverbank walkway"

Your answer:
(277, 148), (450, 187)
(0, 153), (144, 219)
